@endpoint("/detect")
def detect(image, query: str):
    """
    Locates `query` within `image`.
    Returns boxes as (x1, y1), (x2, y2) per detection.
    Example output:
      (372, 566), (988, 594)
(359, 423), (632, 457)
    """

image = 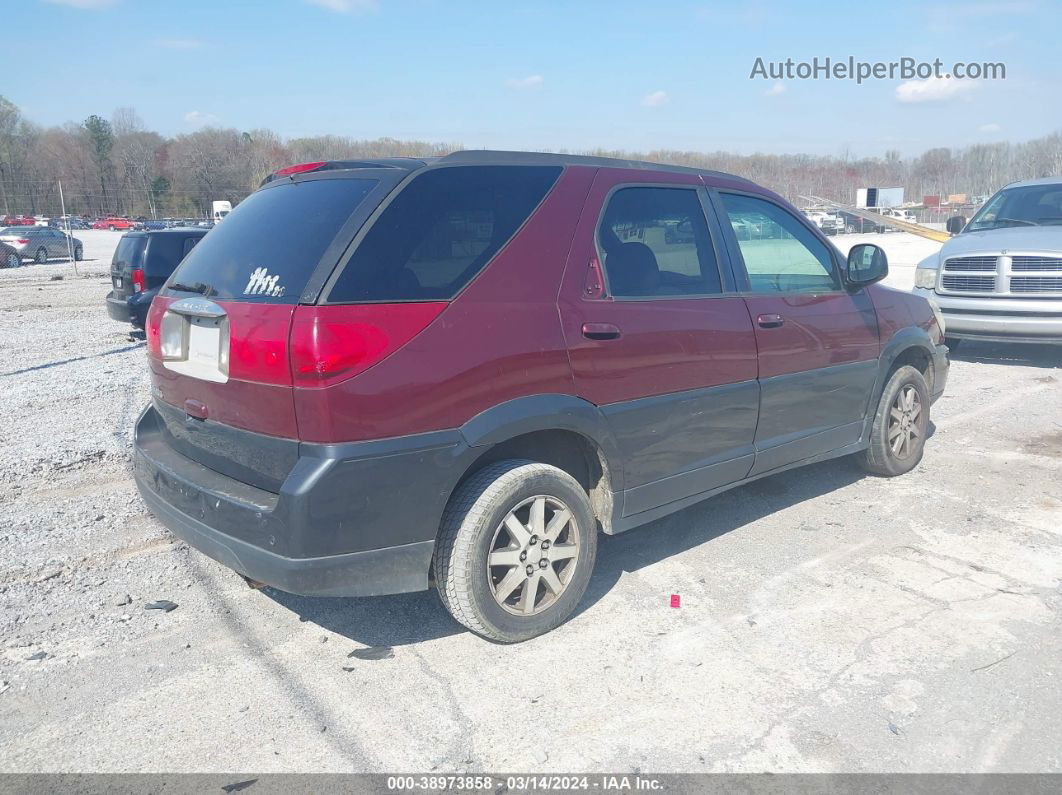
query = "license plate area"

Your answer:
(160, 298), (230, 383)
